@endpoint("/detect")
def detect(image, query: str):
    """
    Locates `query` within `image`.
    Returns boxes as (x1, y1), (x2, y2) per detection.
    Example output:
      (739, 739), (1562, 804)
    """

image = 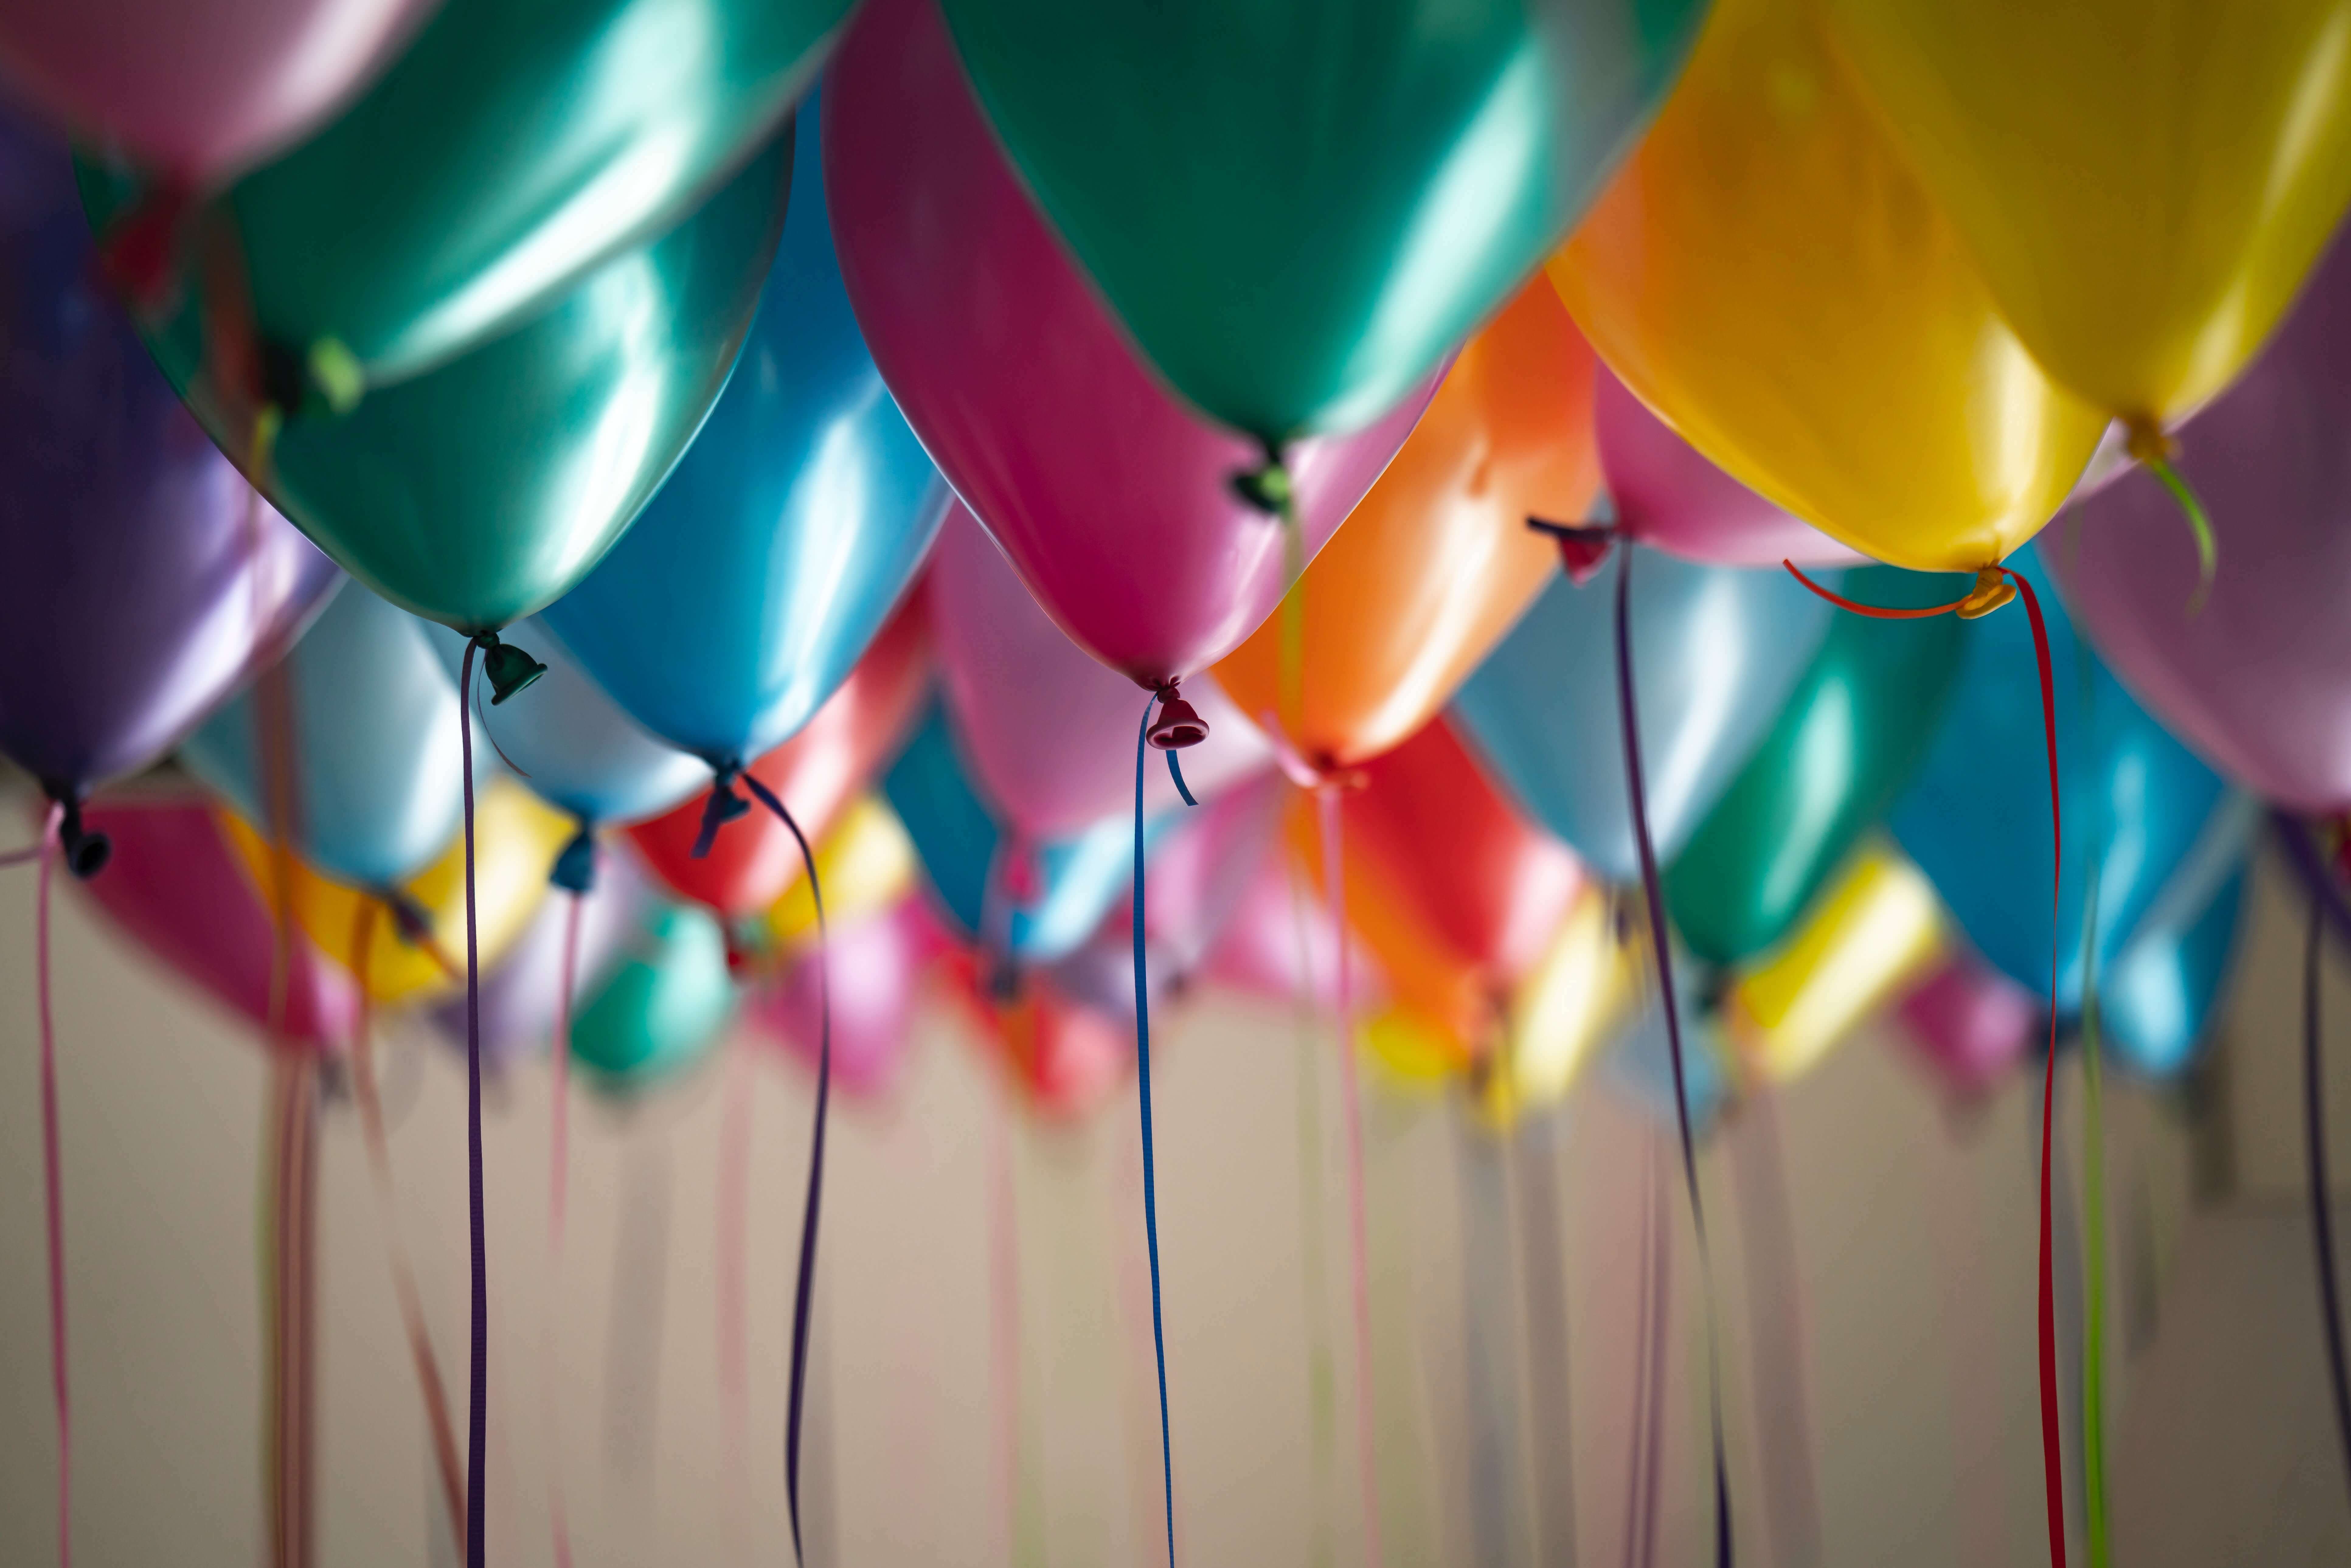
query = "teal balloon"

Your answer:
(570, 904), (736, 1090)
(180, 581), (474, 889)
(882, 701), (1172, 965)
(81, 129), (791, 634)
(935, 0), (1710, 442)
(1661, 568), (1967, 966)
(2092, 794), (2255, 1079)
(1889, 547), (2232, 1014)
(543, 97), (946, 766)
(167, 0), (845, 386)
